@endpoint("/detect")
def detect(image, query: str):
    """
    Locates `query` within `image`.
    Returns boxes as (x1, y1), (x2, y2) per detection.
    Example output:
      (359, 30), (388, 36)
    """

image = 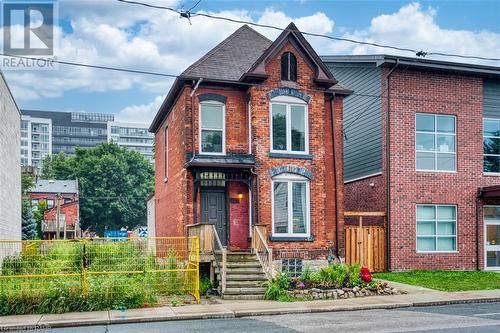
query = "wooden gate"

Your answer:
(344, 212), (387, 272)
